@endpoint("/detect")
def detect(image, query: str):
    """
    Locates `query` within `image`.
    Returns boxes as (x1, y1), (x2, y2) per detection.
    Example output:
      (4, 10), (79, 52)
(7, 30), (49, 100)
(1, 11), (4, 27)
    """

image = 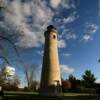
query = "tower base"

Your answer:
(39, 85), (62, 96)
